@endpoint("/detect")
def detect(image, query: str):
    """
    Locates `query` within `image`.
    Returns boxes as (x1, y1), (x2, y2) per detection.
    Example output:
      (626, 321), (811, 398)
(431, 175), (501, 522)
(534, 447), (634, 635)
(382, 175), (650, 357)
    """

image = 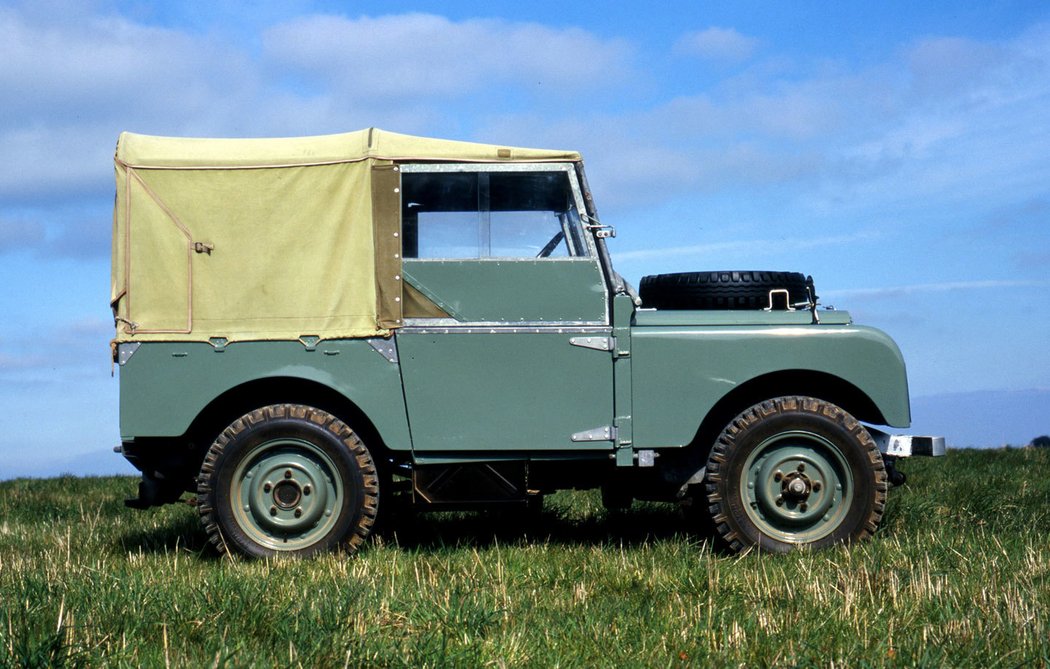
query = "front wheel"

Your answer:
(704, 397), (887, 553)
(197, 404), (379, 558)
